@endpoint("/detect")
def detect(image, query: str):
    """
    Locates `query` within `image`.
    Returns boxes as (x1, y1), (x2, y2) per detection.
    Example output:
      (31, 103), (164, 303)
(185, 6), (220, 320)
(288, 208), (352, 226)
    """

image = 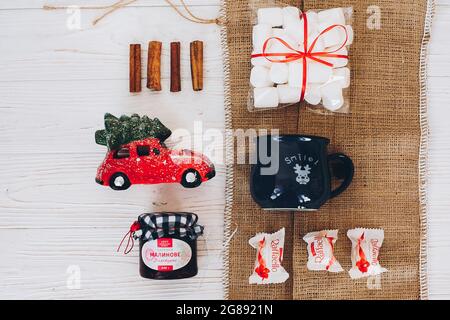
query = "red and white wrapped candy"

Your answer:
(249, 227), (289, 284)
(303, 229), (343, 272)
(347, 228), (388, 279)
